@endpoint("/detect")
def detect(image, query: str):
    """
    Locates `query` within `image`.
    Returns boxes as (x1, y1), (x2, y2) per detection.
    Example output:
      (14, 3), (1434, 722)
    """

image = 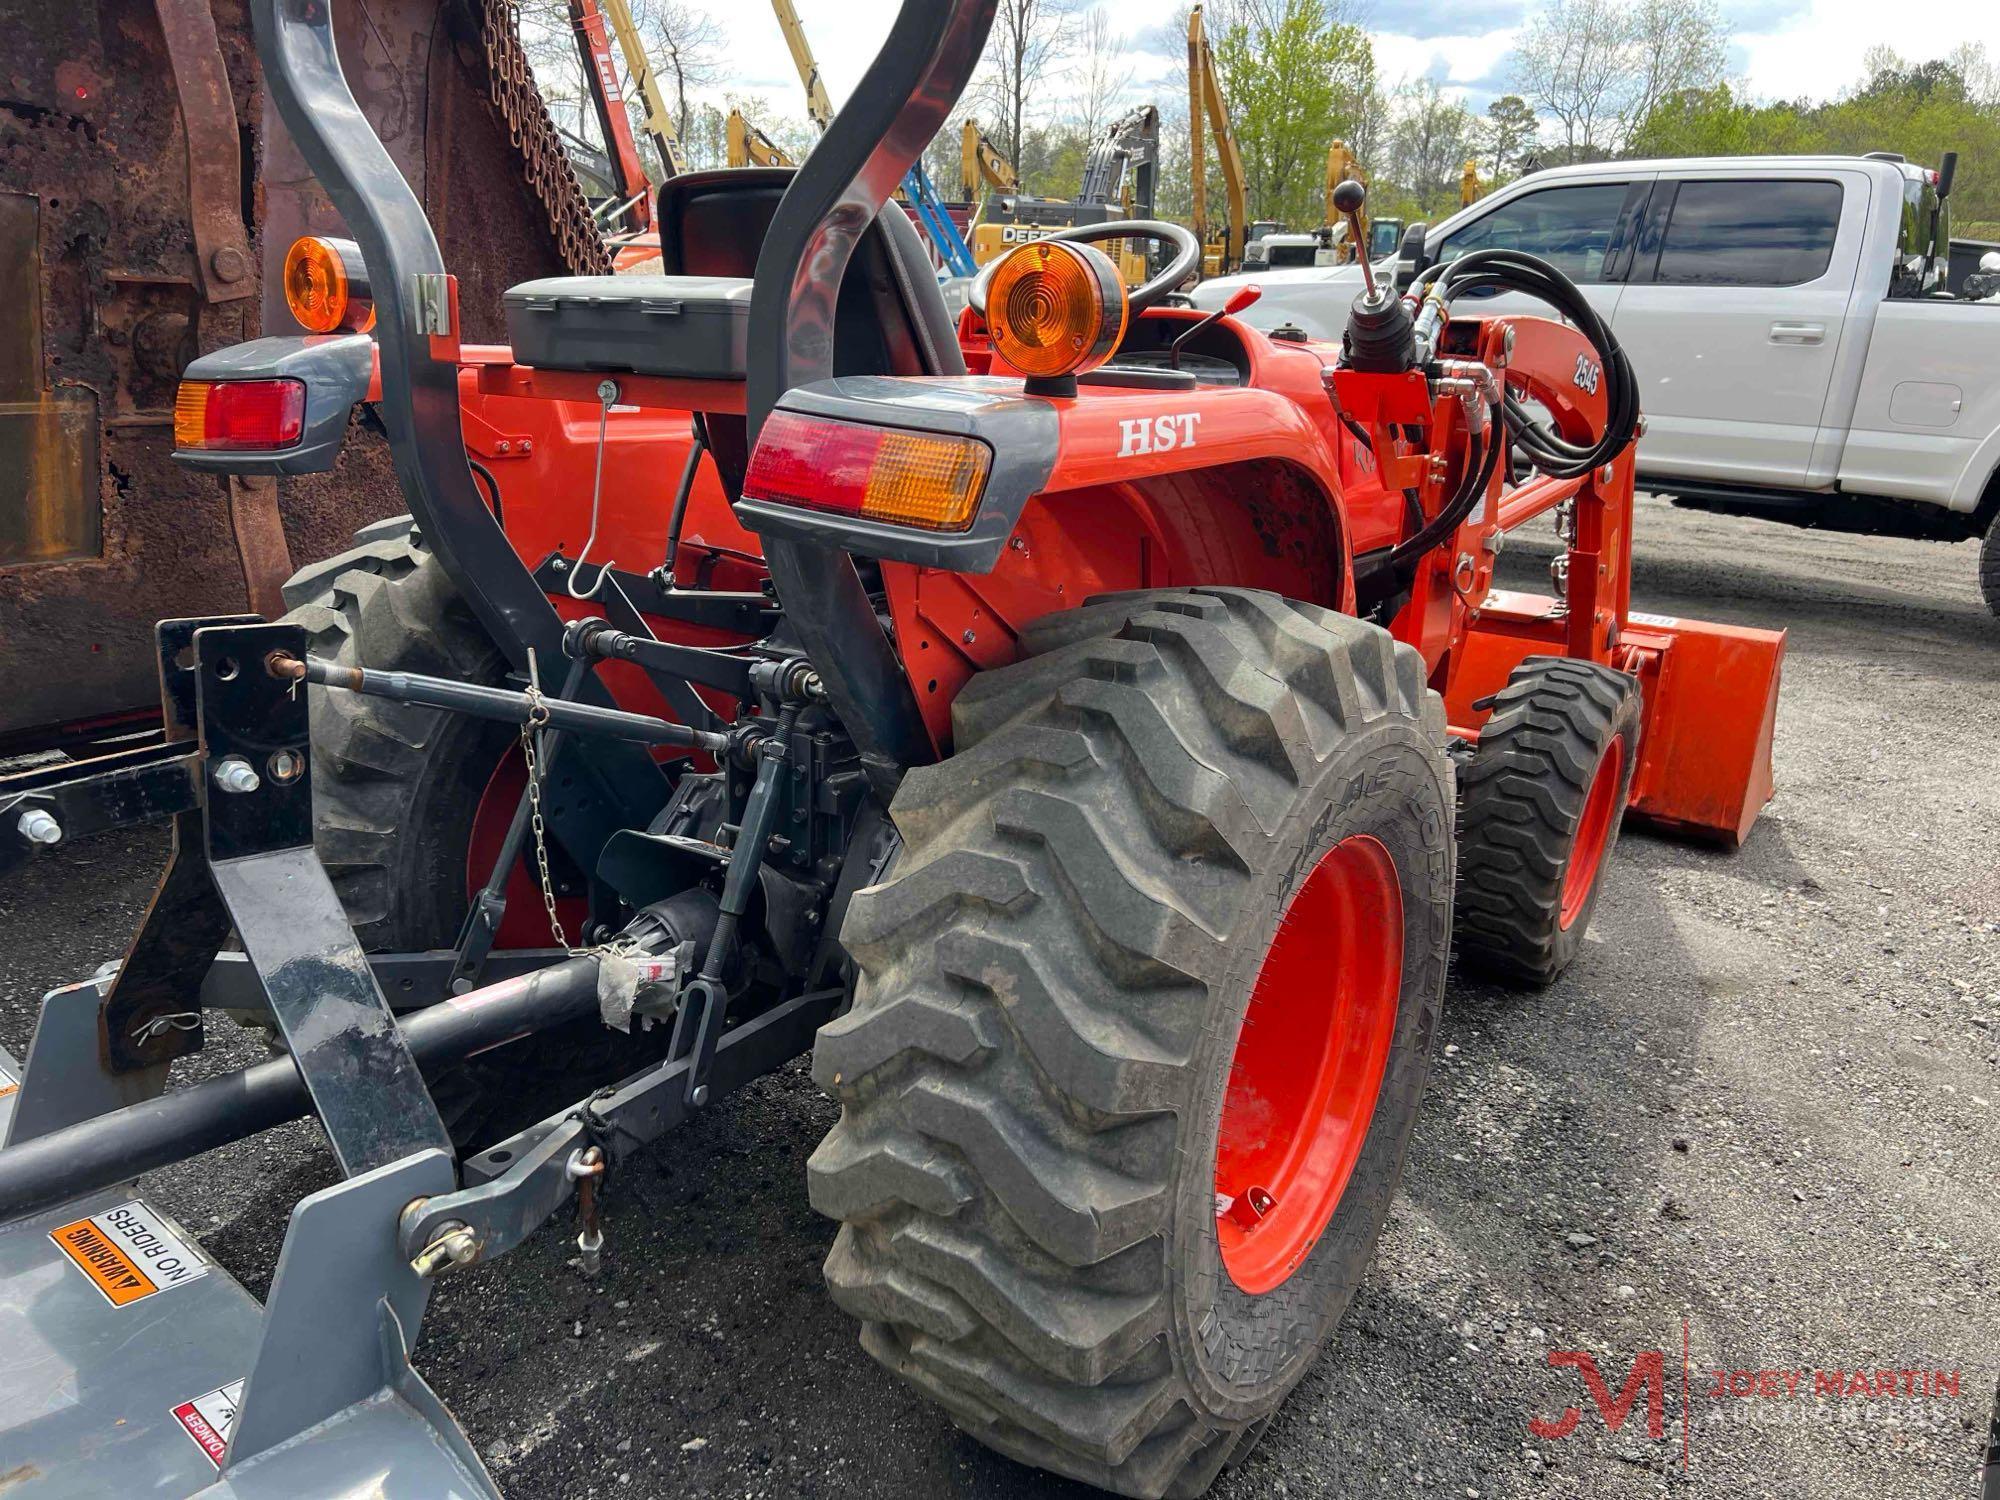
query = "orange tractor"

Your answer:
(0, 2), (1782, 1495)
